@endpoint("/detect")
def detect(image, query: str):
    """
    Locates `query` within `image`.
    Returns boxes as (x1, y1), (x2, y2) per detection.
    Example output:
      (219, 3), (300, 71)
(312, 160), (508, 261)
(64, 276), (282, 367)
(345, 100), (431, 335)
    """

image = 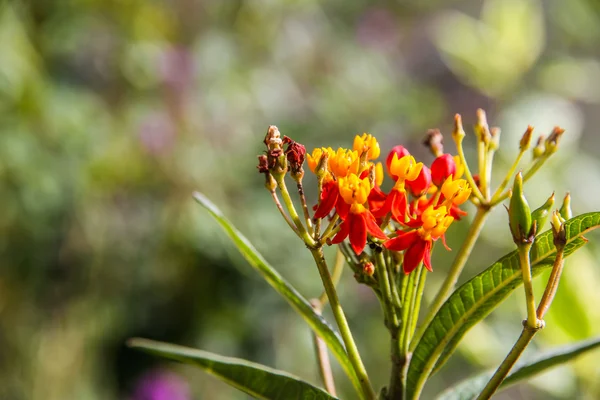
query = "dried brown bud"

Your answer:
(423, 129), (444, 157)
(283, 136), (306, 176)
(257, 154), (270, 173)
